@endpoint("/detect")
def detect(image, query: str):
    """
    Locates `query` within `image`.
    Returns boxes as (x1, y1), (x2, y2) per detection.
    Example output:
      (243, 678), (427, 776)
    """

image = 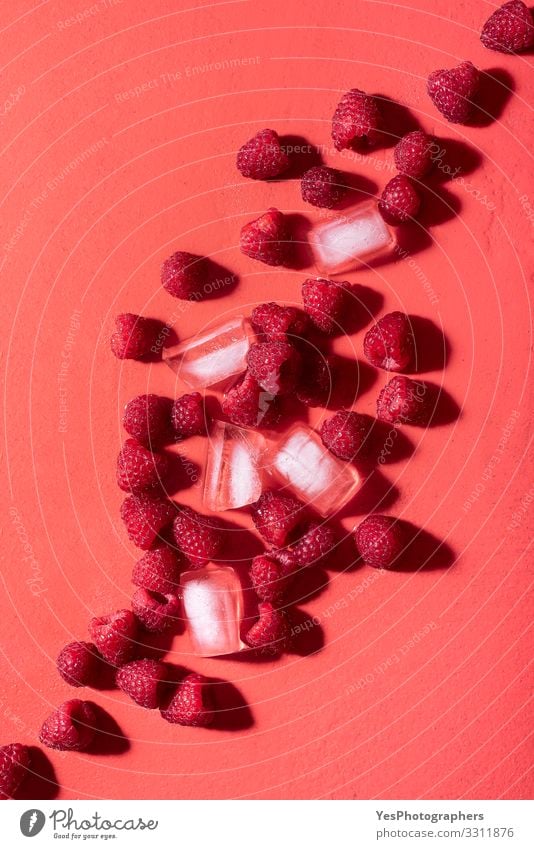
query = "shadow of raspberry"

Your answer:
(389, 521), (455, 572)
(17, 746), (59, 800)
(86, 703), (130, 756)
